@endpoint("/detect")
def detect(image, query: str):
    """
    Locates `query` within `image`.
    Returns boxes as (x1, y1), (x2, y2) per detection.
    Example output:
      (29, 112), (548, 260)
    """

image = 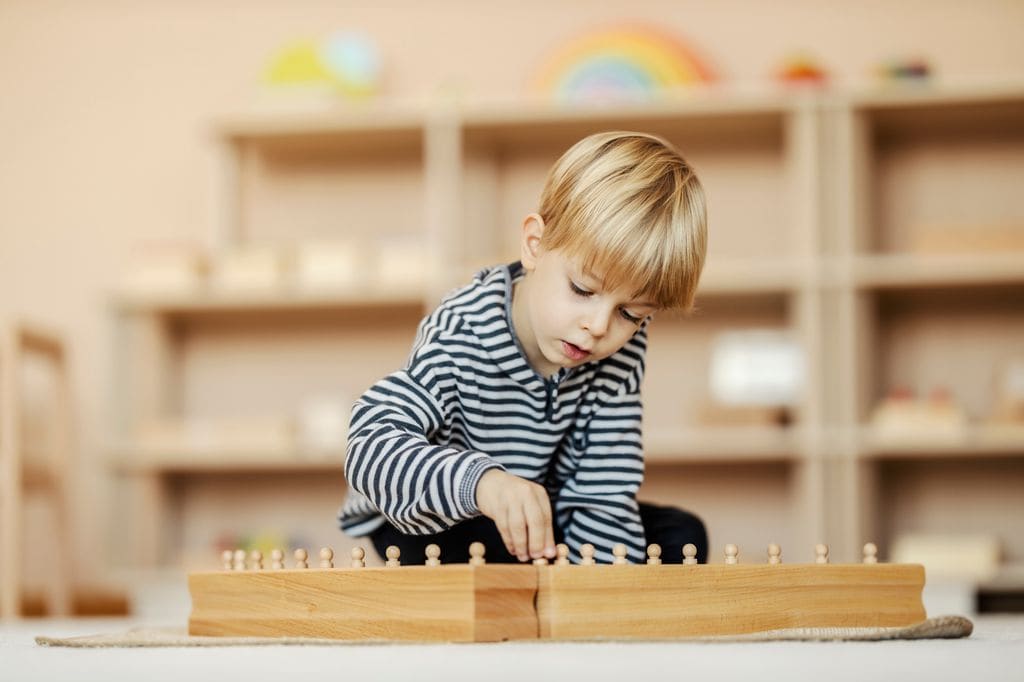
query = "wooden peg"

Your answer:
(580, 543), (596, 565)
(815, 543), (830, 564)
(221, 549), (233, 571)
(249, 549), (263, 571)
(724, 543), (739, 565)
(468, 541), (486, 566)
(350, 546), (366, 568)
(533, 557), (549, 565)
(232, 549), (246, 571)
(863, 542), (878, 564)
(319, 547), (334, 568)
(612, 543), (629, 565)
(767, 543), (782, 565)
(425, 544), (441, 566)
(385, 545), (401, 568)
(554, 543), (570, 565)
(294, 548), (309, 569)
(682, 543), (698, 565)
(270, 548), (284, 570)
(647, 544), (662, 565)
